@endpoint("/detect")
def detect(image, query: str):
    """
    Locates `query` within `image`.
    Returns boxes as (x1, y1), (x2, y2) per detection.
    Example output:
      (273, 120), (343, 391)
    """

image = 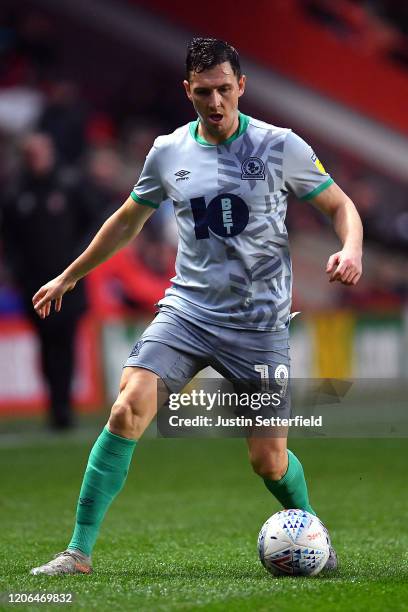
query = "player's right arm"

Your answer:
(33, 197), (154, 318)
